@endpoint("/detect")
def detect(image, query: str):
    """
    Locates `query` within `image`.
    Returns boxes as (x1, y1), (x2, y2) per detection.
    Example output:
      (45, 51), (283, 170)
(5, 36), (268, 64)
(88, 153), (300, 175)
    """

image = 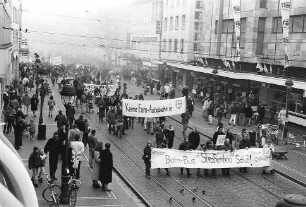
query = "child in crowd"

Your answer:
(29, 119), (36, 141)
(28, 147), (41, 187)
